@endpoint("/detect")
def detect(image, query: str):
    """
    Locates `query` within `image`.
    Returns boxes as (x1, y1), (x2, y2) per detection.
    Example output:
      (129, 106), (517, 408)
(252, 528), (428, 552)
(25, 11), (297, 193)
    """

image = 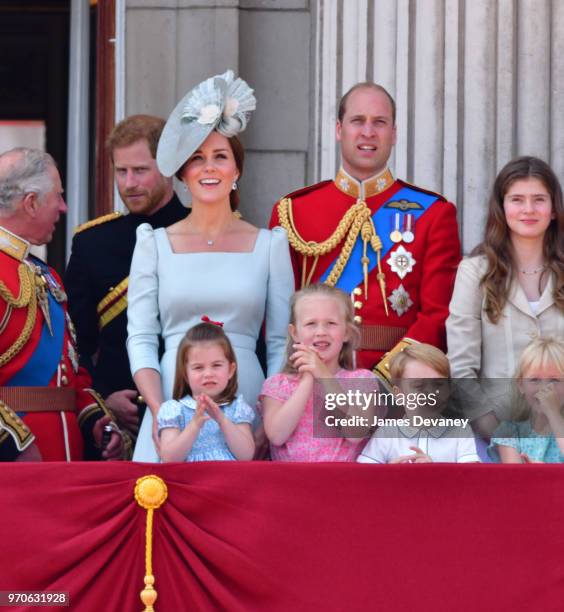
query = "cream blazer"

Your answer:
(447, 255), (564, 379)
